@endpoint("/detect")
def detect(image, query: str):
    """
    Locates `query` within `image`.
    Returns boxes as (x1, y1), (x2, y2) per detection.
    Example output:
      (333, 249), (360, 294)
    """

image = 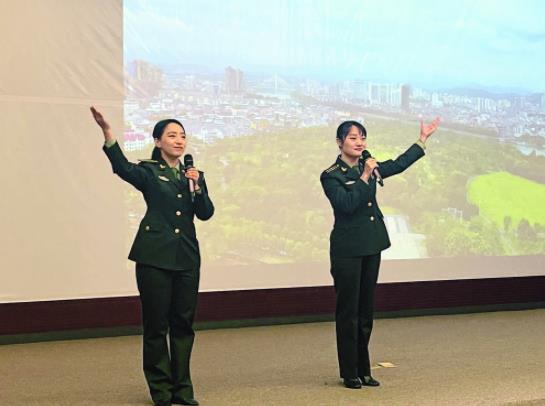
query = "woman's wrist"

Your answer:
(103, 129), (114, 142)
